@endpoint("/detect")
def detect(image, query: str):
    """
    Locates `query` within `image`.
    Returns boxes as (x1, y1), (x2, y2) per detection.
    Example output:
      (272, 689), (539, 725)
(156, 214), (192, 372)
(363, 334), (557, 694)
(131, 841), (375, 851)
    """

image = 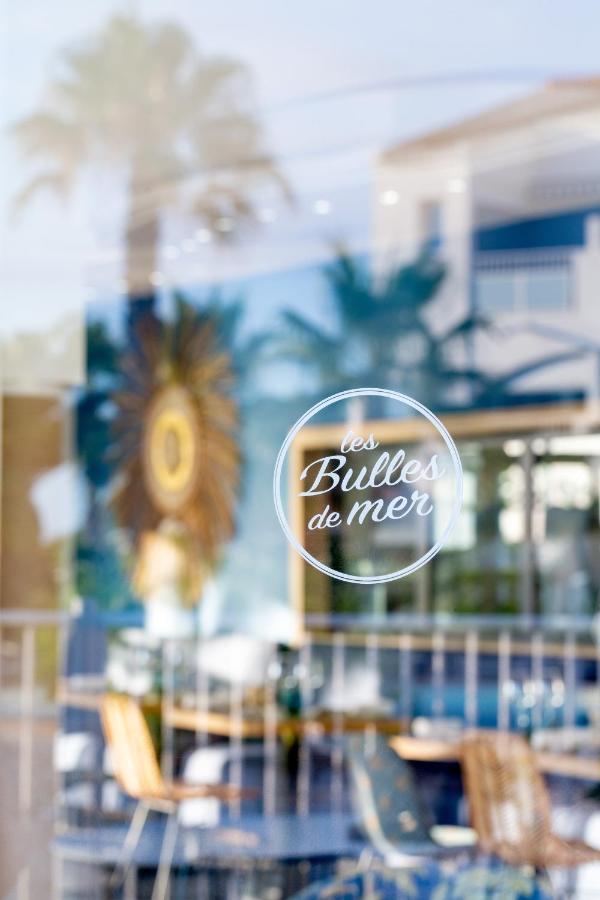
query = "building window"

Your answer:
(475, 253), (571, 314)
